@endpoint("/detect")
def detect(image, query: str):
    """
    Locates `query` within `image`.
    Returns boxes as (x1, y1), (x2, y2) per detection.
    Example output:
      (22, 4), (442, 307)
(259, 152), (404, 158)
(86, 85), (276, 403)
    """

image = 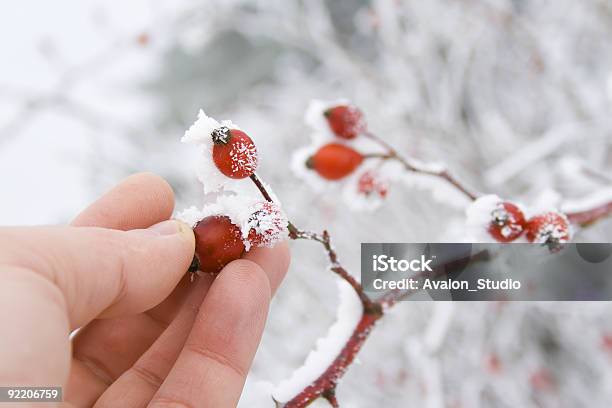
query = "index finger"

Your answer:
(71, 172), (175, 230)
(149, 259), (273, 407)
